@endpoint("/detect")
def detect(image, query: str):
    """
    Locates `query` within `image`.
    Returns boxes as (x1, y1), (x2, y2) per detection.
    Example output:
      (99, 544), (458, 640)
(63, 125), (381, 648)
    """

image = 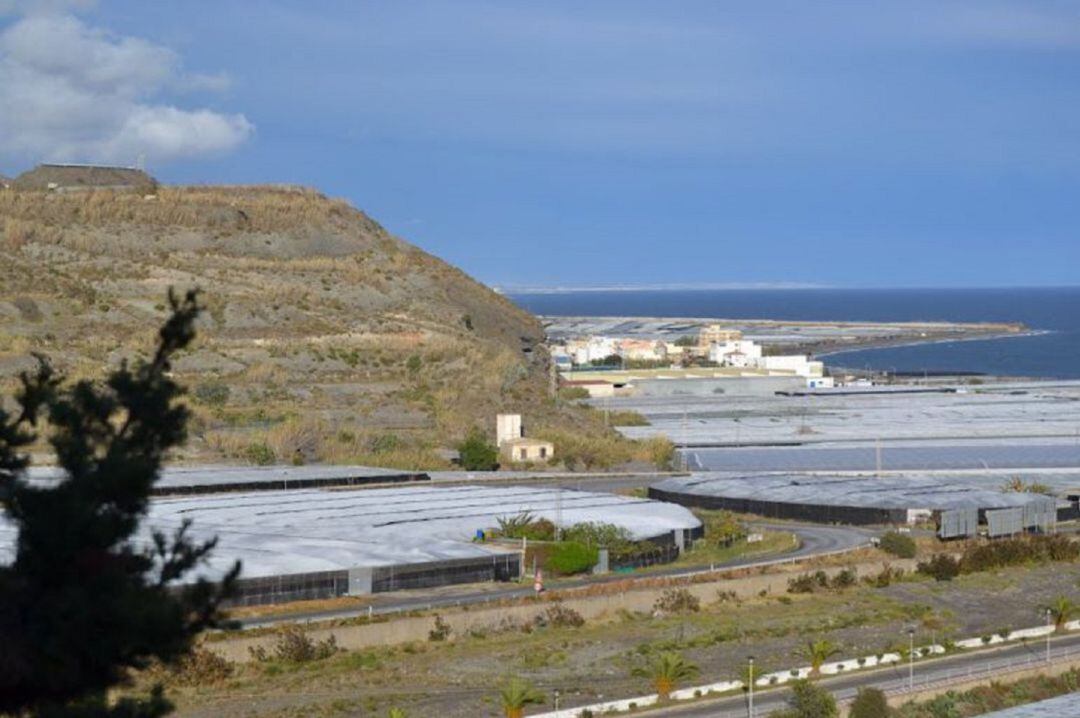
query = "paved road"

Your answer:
(638, 633), (1080, 717)
(237, 521), (873, 629)
(687, 443), (1080, 473)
